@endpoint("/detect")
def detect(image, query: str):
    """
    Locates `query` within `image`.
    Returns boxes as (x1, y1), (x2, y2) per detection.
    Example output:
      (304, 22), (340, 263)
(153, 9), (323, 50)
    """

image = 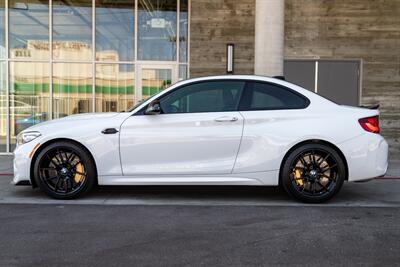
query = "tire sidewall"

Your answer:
(33, 141), (96, 199)
(281, 143), (346, 203)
